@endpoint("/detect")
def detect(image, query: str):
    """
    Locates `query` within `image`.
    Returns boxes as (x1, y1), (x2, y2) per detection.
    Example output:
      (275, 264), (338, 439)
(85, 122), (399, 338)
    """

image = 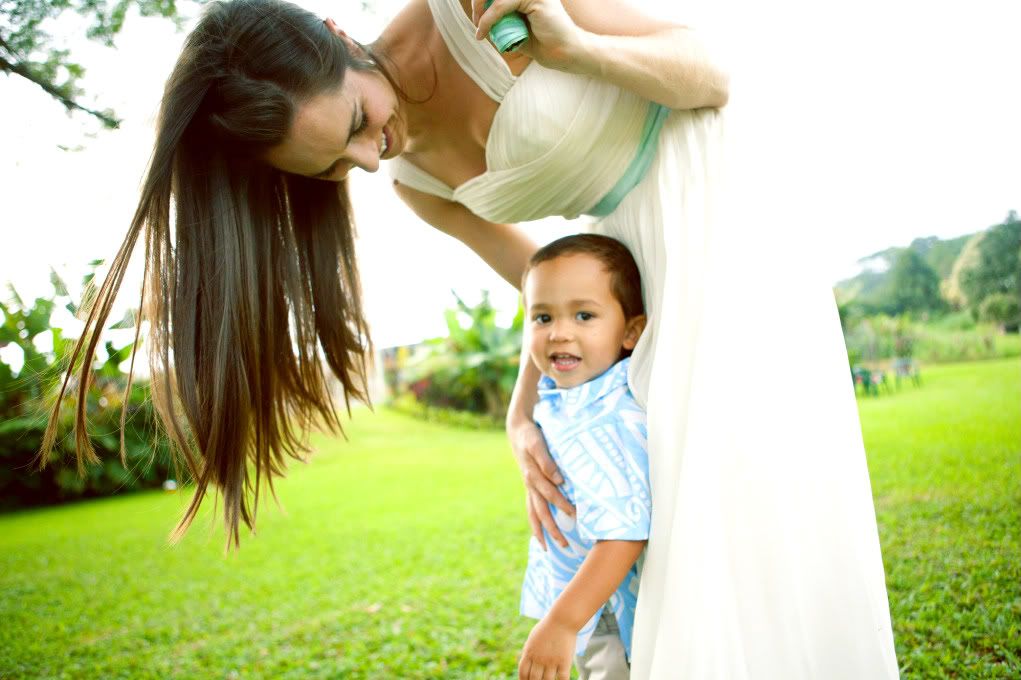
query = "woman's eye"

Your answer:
(356, 113), (369, 134)
(576, 312), (594, 321)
